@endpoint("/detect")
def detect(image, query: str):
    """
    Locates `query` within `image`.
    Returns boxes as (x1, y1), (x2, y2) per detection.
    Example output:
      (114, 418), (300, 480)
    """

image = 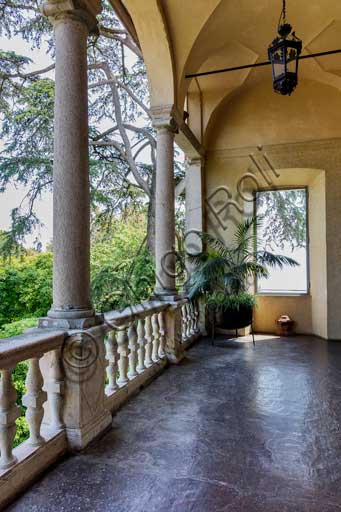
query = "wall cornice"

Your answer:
(206, 138), (341, 161)
(206, 138), (341, 172)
